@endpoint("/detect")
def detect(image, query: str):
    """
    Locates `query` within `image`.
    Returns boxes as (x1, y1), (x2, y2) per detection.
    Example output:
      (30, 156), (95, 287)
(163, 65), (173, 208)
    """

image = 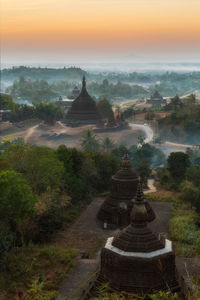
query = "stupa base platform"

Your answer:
(99, 237), (180, 295)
